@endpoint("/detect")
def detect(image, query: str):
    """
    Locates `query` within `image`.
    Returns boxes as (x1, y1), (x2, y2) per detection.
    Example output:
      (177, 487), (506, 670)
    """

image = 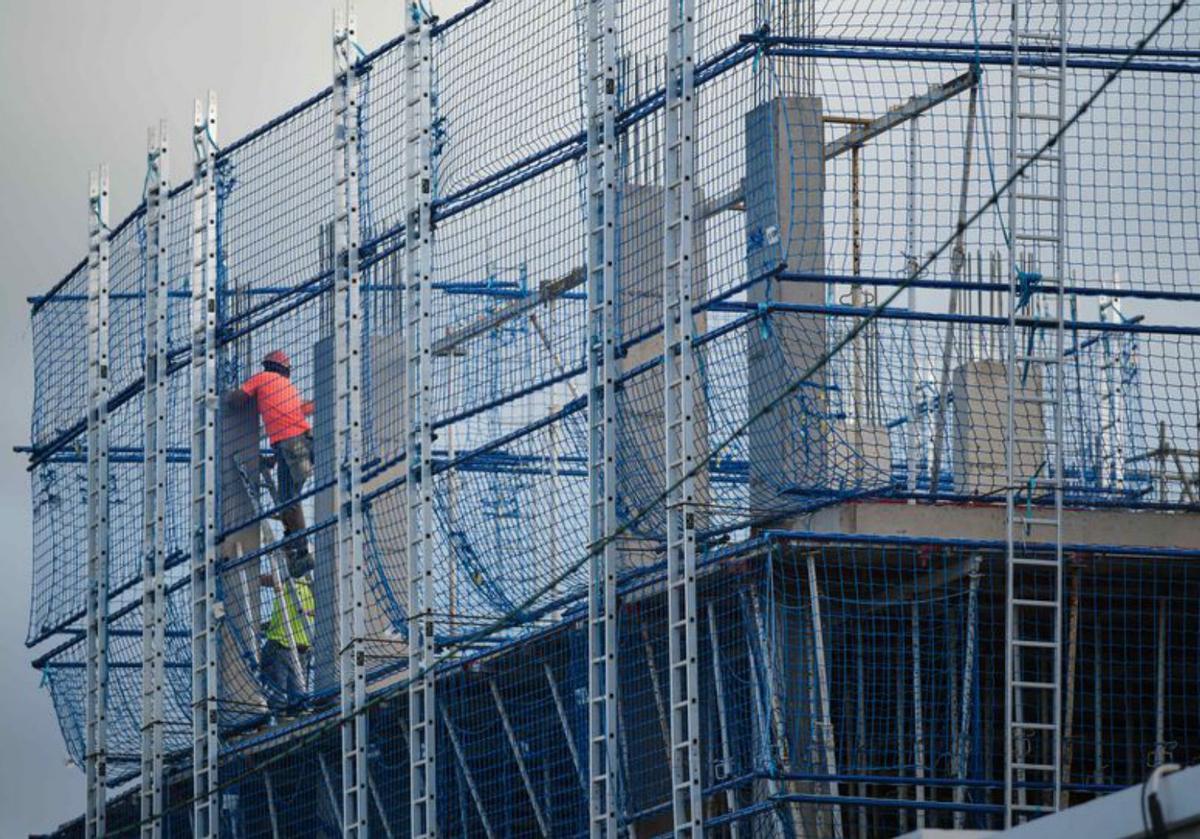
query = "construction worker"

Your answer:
(227, 350), (315, 577)
(259, 574), (314, 716)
